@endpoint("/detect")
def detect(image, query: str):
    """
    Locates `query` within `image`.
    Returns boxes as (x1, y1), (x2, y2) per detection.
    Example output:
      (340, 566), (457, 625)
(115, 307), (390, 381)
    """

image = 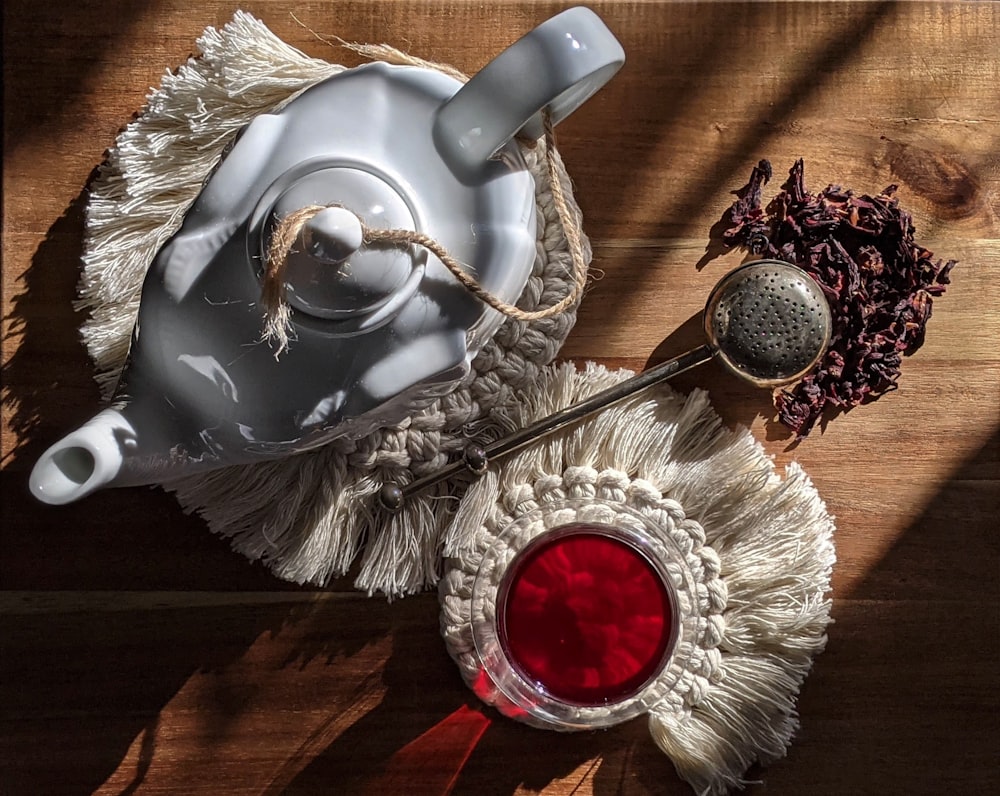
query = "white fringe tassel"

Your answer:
(440, 362), (836, 795)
